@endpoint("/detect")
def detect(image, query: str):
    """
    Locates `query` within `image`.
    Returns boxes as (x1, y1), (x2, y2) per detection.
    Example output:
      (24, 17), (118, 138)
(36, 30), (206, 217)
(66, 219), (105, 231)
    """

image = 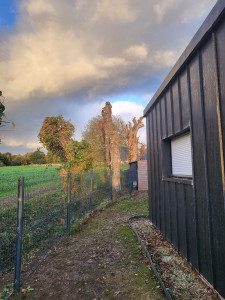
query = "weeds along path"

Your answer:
(15, 192), (165, 300)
